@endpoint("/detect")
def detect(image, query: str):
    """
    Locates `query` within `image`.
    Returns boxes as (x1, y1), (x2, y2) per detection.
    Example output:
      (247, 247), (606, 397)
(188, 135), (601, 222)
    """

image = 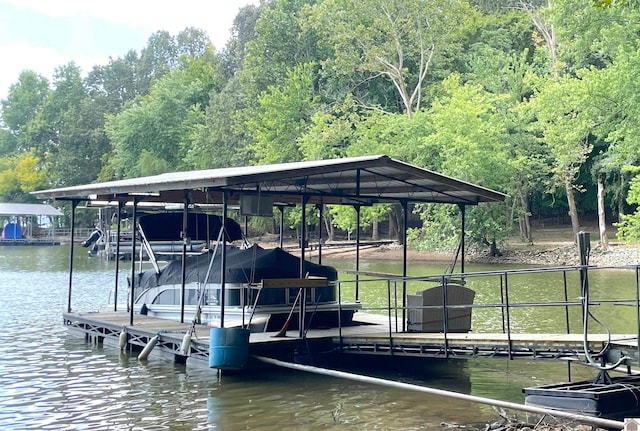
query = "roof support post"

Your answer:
(113, 200), (123, 311)
(458, 204), (466, 273)
(299, 194), (309, 338)
(401, 200), (408, 332)
(316, 204), (323, 265)
(354, 204), (361, 302)
(355, 168), (361, 302)
(129, 197), (139, 326)
(278, 206), (285, 249)
(67, 199), (80, 314)
(220, 191), (229, 328)
(180, 190), (189, 323)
